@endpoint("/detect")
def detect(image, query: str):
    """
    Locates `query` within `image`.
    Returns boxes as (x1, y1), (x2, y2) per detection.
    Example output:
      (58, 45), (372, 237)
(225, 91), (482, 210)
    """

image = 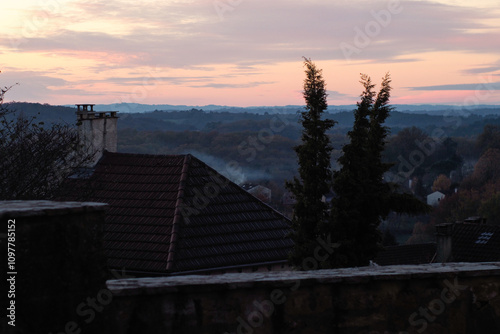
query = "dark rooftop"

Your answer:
(374, 243), (436, 266)
(452, 223), (500, 262)
(70, 151), (293, 275)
